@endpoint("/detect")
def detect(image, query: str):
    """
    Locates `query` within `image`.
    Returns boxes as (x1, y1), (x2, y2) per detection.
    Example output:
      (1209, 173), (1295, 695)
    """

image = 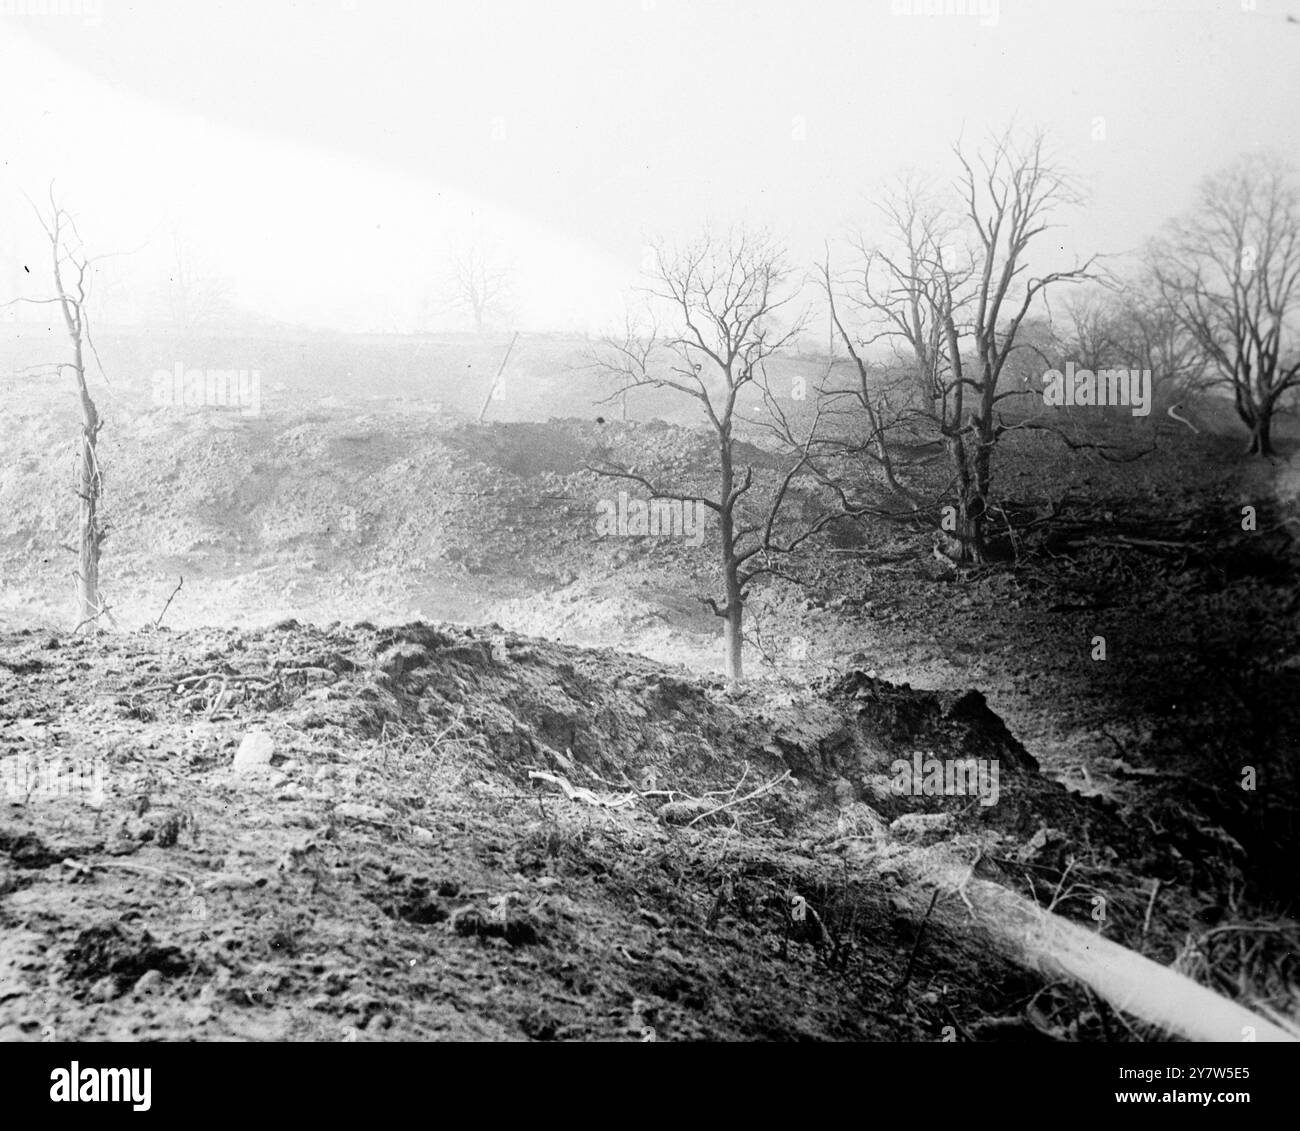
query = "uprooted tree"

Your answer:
(1149, 153), (1300, 457)
(827, 132), (1097, 563)
(590, 228), (839, 683)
